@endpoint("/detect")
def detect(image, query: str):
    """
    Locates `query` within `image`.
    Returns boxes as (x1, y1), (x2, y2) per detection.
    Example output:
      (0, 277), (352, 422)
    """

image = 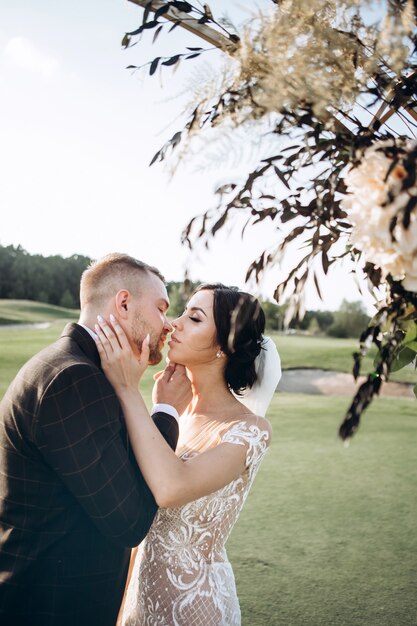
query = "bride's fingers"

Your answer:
(95, 315), (121, 352)
(94, 328), (109, 360)
(158, 362), (176, 384)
